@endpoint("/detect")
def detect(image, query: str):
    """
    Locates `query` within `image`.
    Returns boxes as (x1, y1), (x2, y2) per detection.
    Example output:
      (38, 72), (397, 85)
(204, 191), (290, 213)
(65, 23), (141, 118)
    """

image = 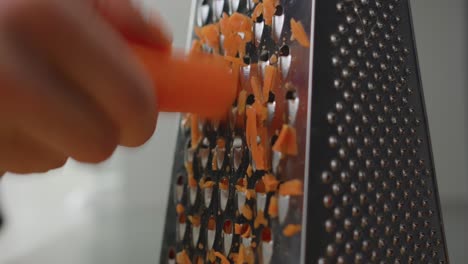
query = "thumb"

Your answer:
(93, 0), (172, 50)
